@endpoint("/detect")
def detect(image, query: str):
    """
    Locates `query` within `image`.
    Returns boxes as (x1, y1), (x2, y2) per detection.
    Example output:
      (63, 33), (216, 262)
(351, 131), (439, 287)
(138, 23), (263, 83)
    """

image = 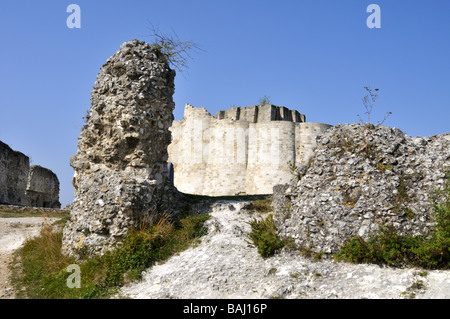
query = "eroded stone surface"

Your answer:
(62, 39), (181, 258)
(274, 123), (450, 255)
